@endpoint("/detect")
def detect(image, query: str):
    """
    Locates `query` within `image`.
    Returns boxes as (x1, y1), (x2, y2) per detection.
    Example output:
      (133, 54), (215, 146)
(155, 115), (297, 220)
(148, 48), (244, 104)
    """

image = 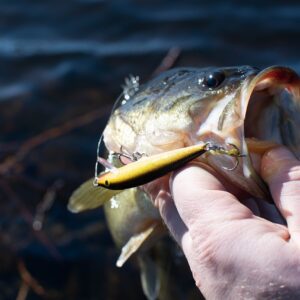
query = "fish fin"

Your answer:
(116, 223), (157, 267)
(138, 253), (160, 300)
(68, 178), (121, 213)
